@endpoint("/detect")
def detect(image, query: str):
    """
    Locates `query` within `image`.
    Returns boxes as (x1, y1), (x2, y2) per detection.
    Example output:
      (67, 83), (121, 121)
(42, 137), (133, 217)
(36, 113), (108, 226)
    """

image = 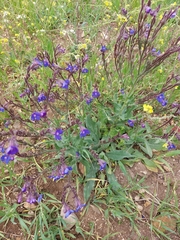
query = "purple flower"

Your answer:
(0, 107), (5, 112)
(151, 48), (161, 57)
(120, 134), (130, 139)
(92, 89), (100, 98)
(128, 120), (135, 127)
(6, 138), (19, 155)
(49, 164), (72, 181)
(80, 126), (90, 138)
(98, 159), (107, 171)
(0, 145), (5, 153)
(167, 142), (176, 150)
(1, 154), (14, 164)
(66, 64), (79, 73)
(82, 68), (88, 73)
(100, 45), (107, 53)
(122, 31), (129, 40)
(63, 204), (74, 218)
(31, 112), (41, 121)
(31, 57), (49, 70)
(170, 12), (176, 18)
(37, 93), (46, 102)
(120, 89), (125, 94)
(56, 79), (70, 89)
(156, 93), (168, 106)
(121, 8), (127, 16)
(74, 198), (86, 213)
(20, 88), (30, 98)
(40, 110), (47, 118)
(18, 176), (42, 204)
(141, 123), (146, 128)
(54, 129), (63, 140)
(144, 6), (151, 14)
(129, 28), (135, 35)
(86, 97), (93, 105)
